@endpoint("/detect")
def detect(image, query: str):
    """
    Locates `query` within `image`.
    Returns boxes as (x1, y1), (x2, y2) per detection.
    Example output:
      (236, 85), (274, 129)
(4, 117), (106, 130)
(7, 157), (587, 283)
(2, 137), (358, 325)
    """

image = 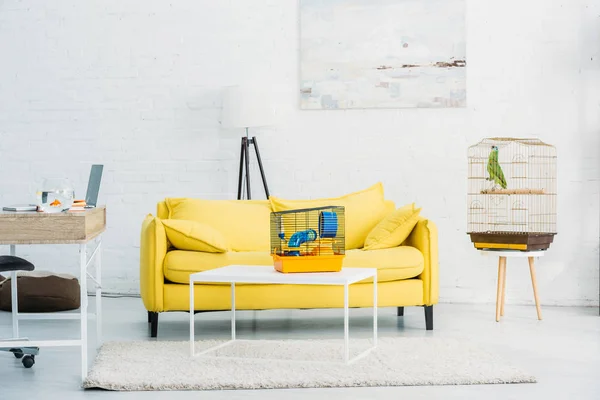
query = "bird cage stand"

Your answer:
(480, 250), (544, 321)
